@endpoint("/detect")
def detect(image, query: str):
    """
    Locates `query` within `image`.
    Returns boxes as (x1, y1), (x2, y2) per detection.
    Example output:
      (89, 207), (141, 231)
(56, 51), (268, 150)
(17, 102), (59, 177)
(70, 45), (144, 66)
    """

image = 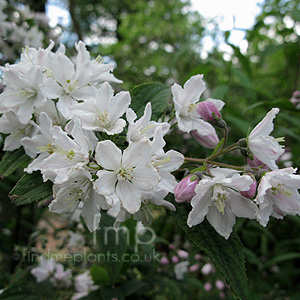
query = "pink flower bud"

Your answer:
(290, 91), (300, 108)
(177, 250), (189, 259)
(204, 282), (212, 291)
(172, 256), (179, 263)
(215, 280), (225, 290)
(160, 256), (169, 265)
(191, 130), (219, 149)
(189, 264), (199, 272)
(247, 156), (269, 170)
(201, 263), (213, 275)
(240, 174), (257, 199)
(194, 254), (202, 260)
(174, 175), (199, 203)
(197, 101), (221, 122)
